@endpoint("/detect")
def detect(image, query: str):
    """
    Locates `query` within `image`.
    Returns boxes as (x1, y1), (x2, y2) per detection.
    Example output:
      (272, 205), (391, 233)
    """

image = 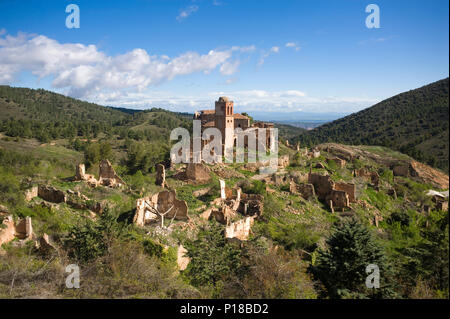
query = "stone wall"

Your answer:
(24, 186), (38, 201)
(290, 182), (315, 200)
(0, 216), (16, 246)
(225, 216), (254, 241)
(326, 190), (350, 209)
(278, 155), (290, 168)
(334, 182), (356, 203)
(0, 216), (33, 246)
(38, 185), (66, 203)
(133, 190), (189, 227)
(155, 164), (166, 187)
(186, 163), (211, 182)
(327, 157), (346, 168)
(99, 159), (125, 187)
(308, 173), (334, 200)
